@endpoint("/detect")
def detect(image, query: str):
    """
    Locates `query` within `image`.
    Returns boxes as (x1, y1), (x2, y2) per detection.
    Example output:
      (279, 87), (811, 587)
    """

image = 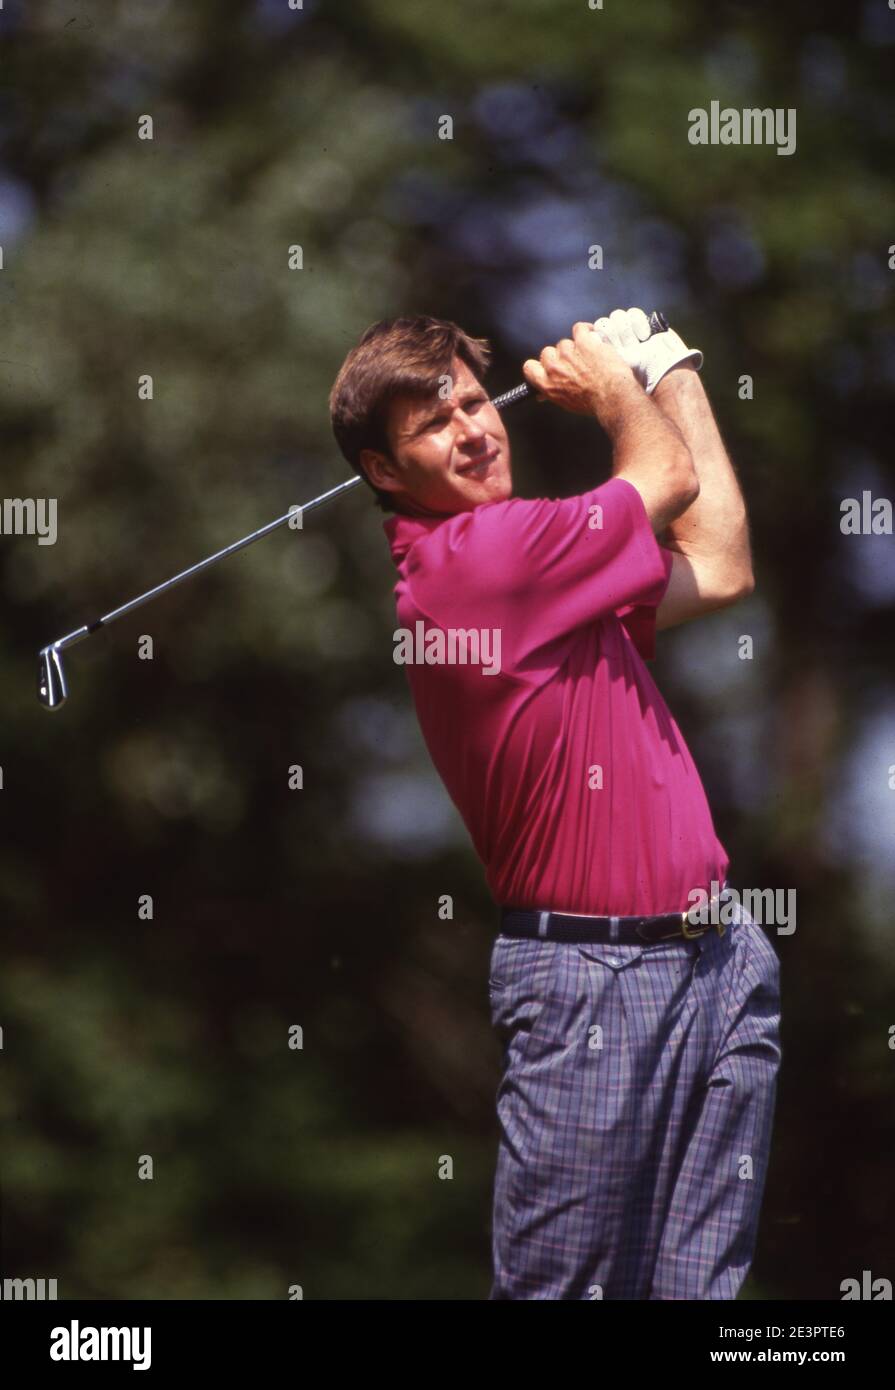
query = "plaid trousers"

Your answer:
(488, 898), (782, 1299)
